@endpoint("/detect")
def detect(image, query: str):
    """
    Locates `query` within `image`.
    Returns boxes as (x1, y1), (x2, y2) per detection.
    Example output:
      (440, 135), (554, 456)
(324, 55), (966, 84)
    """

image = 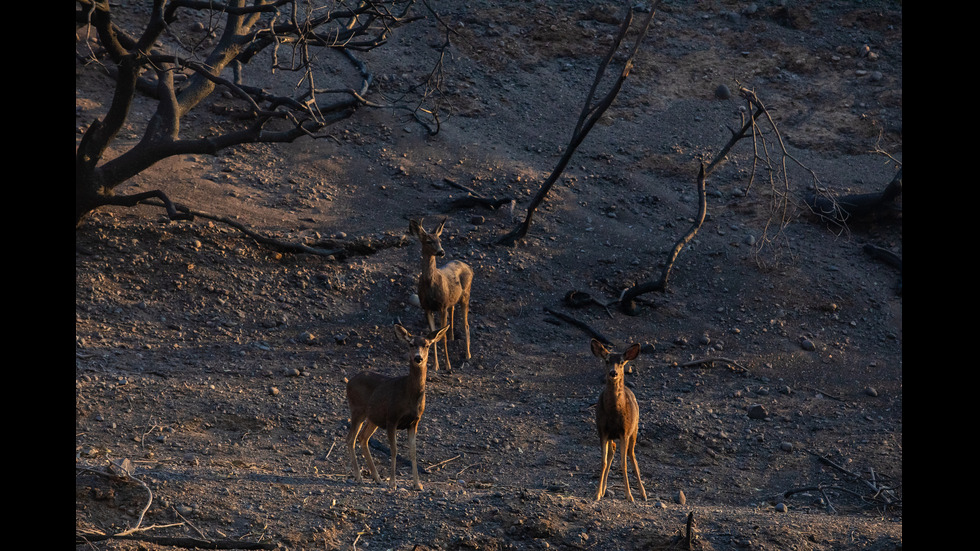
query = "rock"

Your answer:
(675, 490), (686, 505)
(779, 441), (794, 452)
(775, 502), (788, 513)
(864, 386), (878, 397)
(715, 83), (731, 99)
(747, 404), (768, 420)
(800, 337), (816, 351)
